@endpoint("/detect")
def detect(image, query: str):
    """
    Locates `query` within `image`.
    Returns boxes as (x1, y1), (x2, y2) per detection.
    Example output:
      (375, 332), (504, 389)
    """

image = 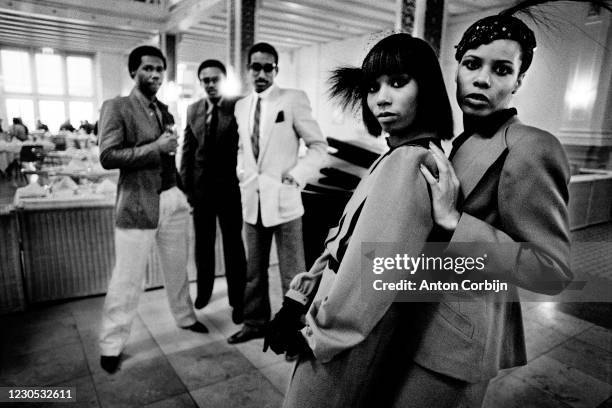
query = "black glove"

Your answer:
(285, 330), (313, 359)
(263, 297), (307, 354)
